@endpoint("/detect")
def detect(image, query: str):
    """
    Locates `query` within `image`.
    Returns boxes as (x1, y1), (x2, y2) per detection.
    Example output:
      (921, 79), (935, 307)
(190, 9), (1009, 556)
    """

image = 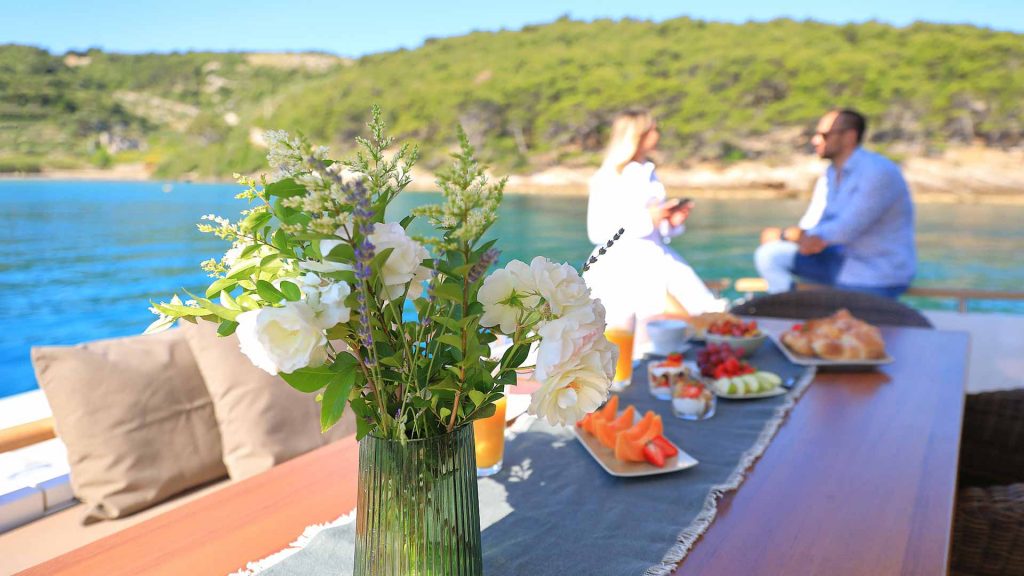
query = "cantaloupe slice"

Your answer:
(596, 405), (635, 449)
(582, 395), (619, 435)
(614, 412), (665, 462)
